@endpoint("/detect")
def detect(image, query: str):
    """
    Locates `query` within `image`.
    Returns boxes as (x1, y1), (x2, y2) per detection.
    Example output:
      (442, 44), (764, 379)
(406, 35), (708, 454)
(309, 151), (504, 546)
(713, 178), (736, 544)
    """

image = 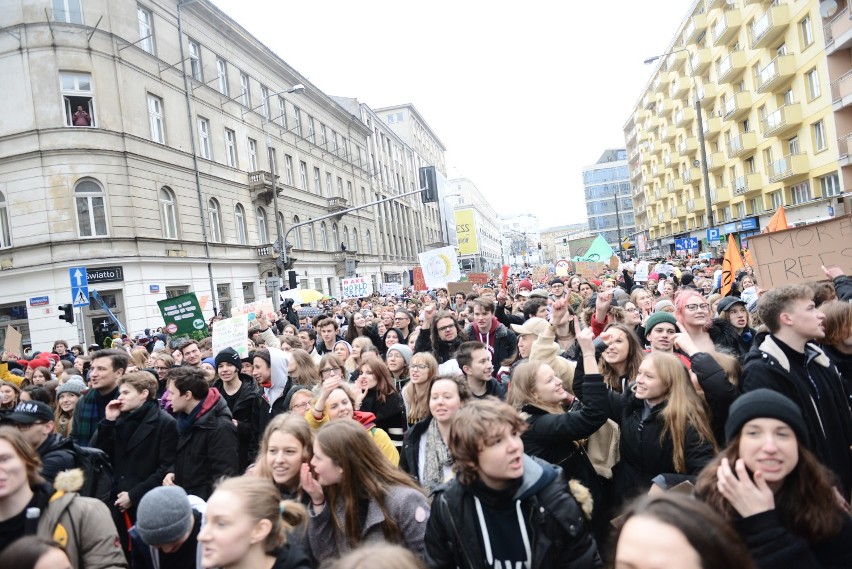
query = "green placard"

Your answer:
(157, 293), (207, 336)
